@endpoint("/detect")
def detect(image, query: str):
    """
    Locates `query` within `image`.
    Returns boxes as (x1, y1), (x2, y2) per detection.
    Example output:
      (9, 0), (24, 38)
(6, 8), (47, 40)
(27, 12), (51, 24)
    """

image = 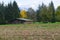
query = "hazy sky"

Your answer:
(0, 0), (60, 10)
